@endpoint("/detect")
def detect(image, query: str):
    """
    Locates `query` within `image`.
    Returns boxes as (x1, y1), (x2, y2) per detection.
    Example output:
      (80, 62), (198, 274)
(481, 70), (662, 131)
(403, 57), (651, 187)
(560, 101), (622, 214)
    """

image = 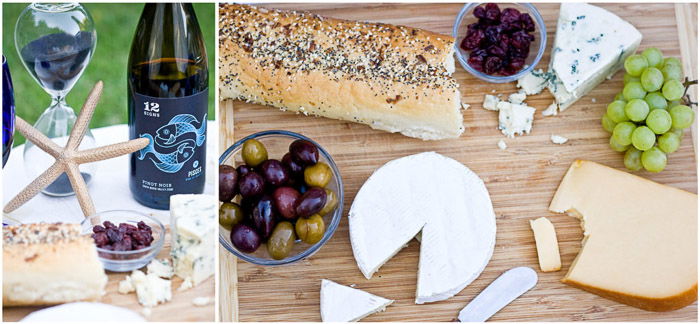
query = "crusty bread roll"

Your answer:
(219, 4), (464, 140)
(3, 223), (107, 306)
